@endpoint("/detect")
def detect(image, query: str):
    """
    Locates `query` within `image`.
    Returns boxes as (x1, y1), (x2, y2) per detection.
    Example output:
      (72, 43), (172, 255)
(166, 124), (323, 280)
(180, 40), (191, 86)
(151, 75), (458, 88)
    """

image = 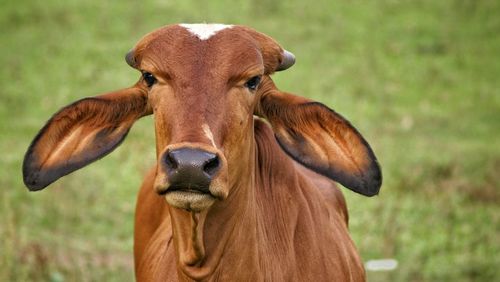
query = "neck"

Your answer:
(170, 131), (261, 280)
(157, 119), (364, 281)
